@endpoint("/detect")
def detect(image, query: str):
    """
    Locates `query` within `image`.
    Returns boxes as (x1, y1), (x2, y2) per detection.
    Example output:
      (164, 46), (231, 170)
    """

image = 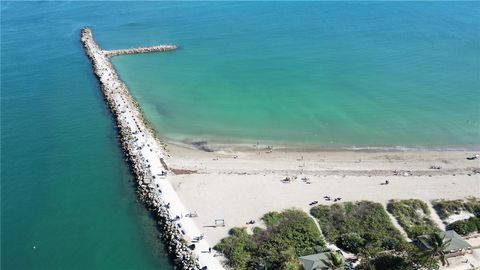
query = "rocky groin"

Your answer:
(81, 27), (224, 270)
(105, 45), (178, 58)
